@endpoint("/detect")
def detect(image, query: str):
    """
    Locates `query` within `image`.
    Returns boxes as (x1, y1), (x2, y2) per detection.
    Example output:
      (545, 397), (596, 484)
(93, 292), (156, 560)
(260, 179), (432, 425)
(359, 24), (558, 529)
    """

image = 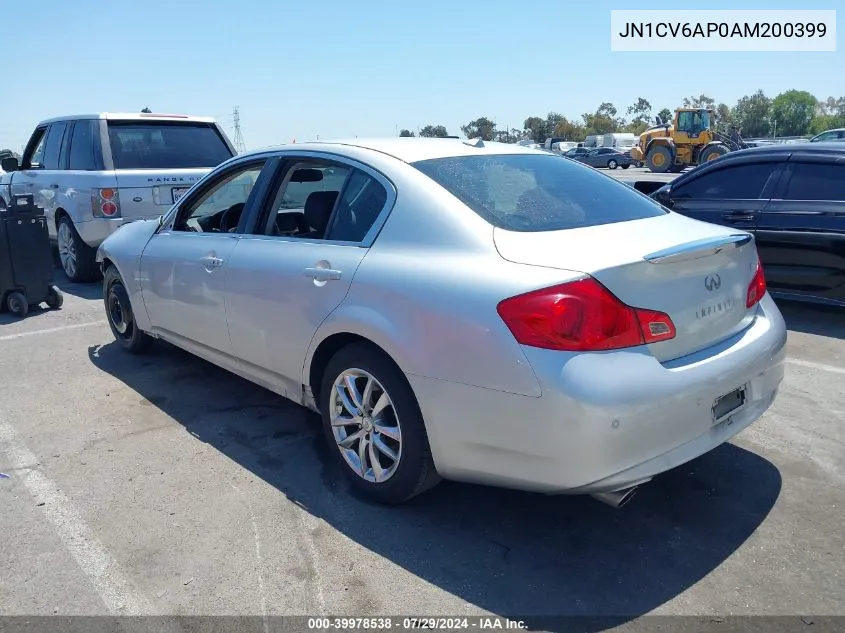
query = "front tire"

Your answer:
(621, 164), (630, 169)
(103, 266), (153, 354)
(700, 144), (729, 163)
(57, 215), (100, 283)
(320, 343), (440, 504)
(607, 159), (618, 170)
